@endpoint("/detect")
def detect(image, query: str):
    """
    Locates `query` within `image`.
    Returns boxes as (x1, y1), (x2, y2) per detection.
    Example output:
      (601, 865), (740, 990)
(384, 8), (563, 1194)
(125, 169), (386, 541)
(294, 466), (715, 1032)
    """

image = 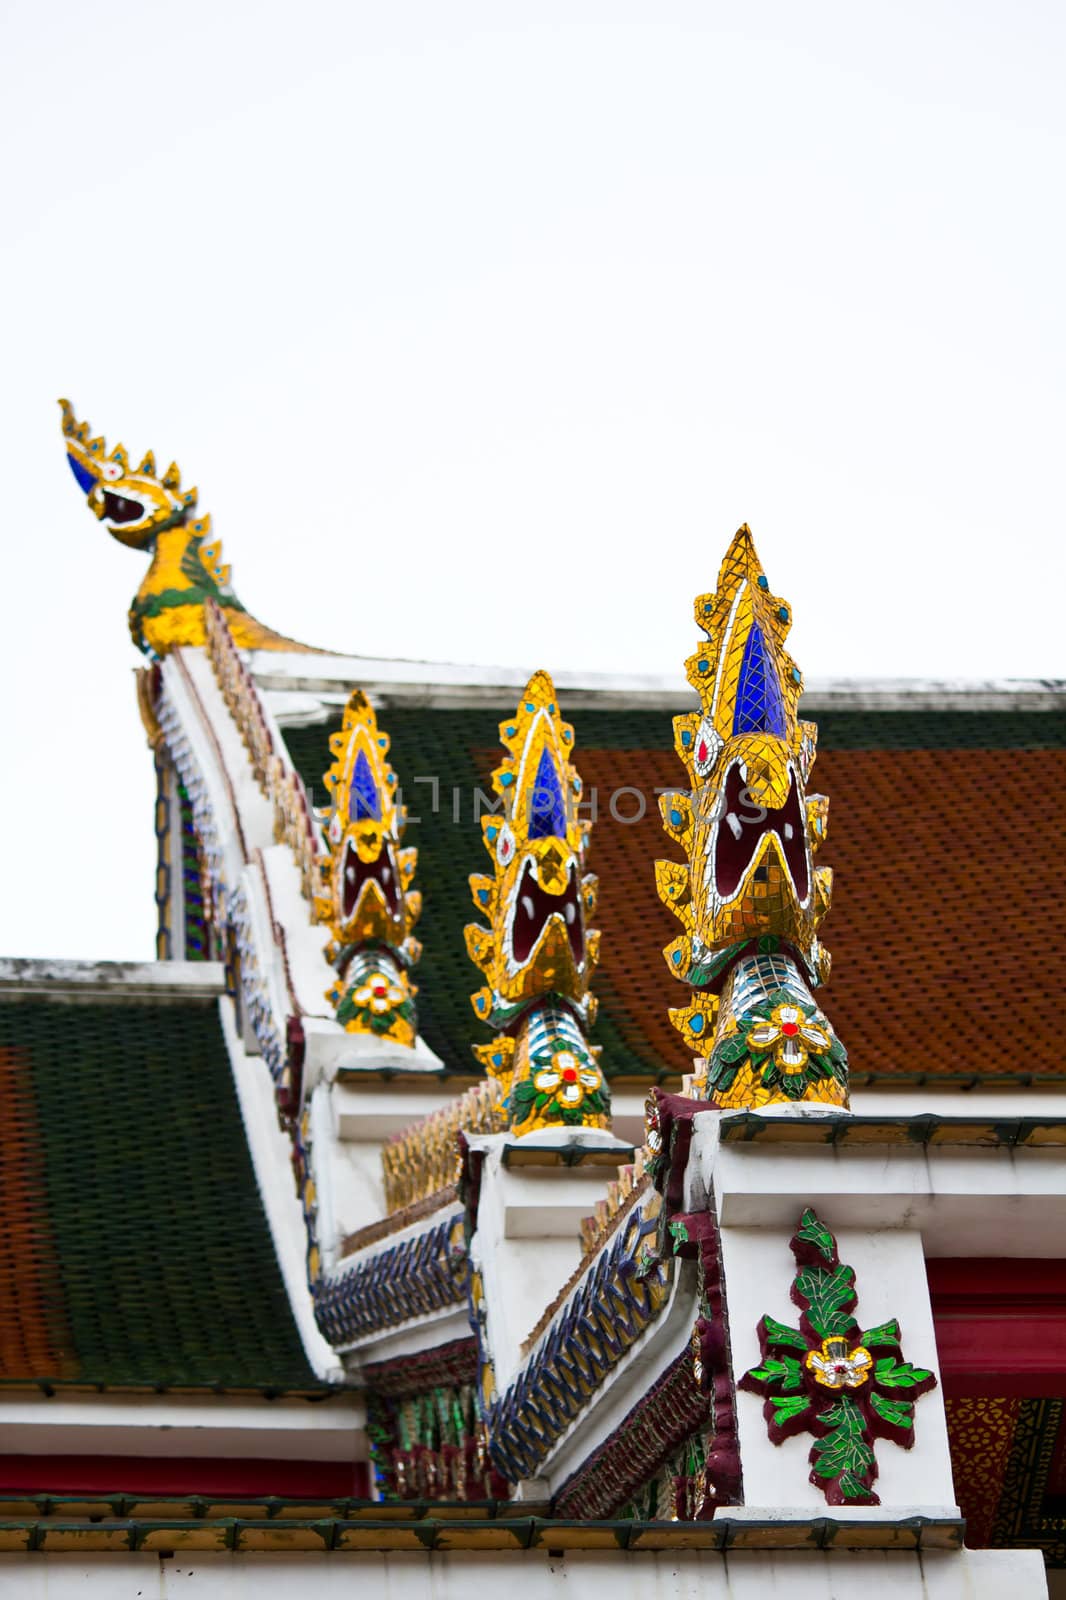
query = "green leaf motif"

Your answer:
(718, 1036), (750, 1063)
(795, 1262), (857, 1338)
(749, 1355), (803, 1392)
(796, 1210), (836, 1263)
(861, 1320), (902, 1350)
(770, 1395), (811, 1428)
(746, 1212), (936, 1506)
(810, 1395), (875, 1481)
(686, 945), (742, 988)
(762, 1314), (809, 1353)
(870, 1392), (915, 1430)
(828, 1047), (848, 1082)
(874, 1358), (933, 1389)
